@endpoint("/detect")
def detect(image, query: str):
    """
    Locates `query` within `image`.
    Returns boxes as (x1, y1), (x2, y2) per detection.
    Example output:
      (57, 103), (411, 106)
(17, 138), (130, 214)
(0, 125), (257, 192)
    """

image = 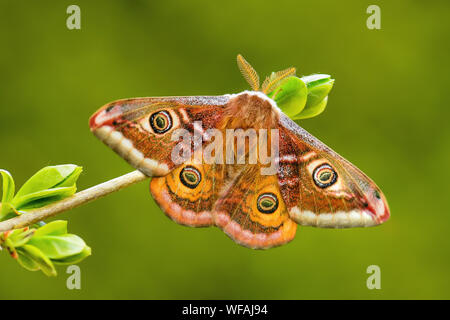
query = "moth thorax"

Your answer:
(224, 92), (278, 129)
